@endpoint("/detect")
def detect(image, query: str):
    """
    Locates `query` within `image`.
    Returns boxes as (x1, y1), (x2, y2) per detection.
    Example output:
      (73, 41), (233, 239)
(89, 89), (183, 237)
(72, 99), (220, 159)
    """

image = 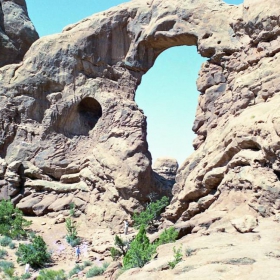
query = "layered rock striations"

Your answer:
(0, 0), (280, 231)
